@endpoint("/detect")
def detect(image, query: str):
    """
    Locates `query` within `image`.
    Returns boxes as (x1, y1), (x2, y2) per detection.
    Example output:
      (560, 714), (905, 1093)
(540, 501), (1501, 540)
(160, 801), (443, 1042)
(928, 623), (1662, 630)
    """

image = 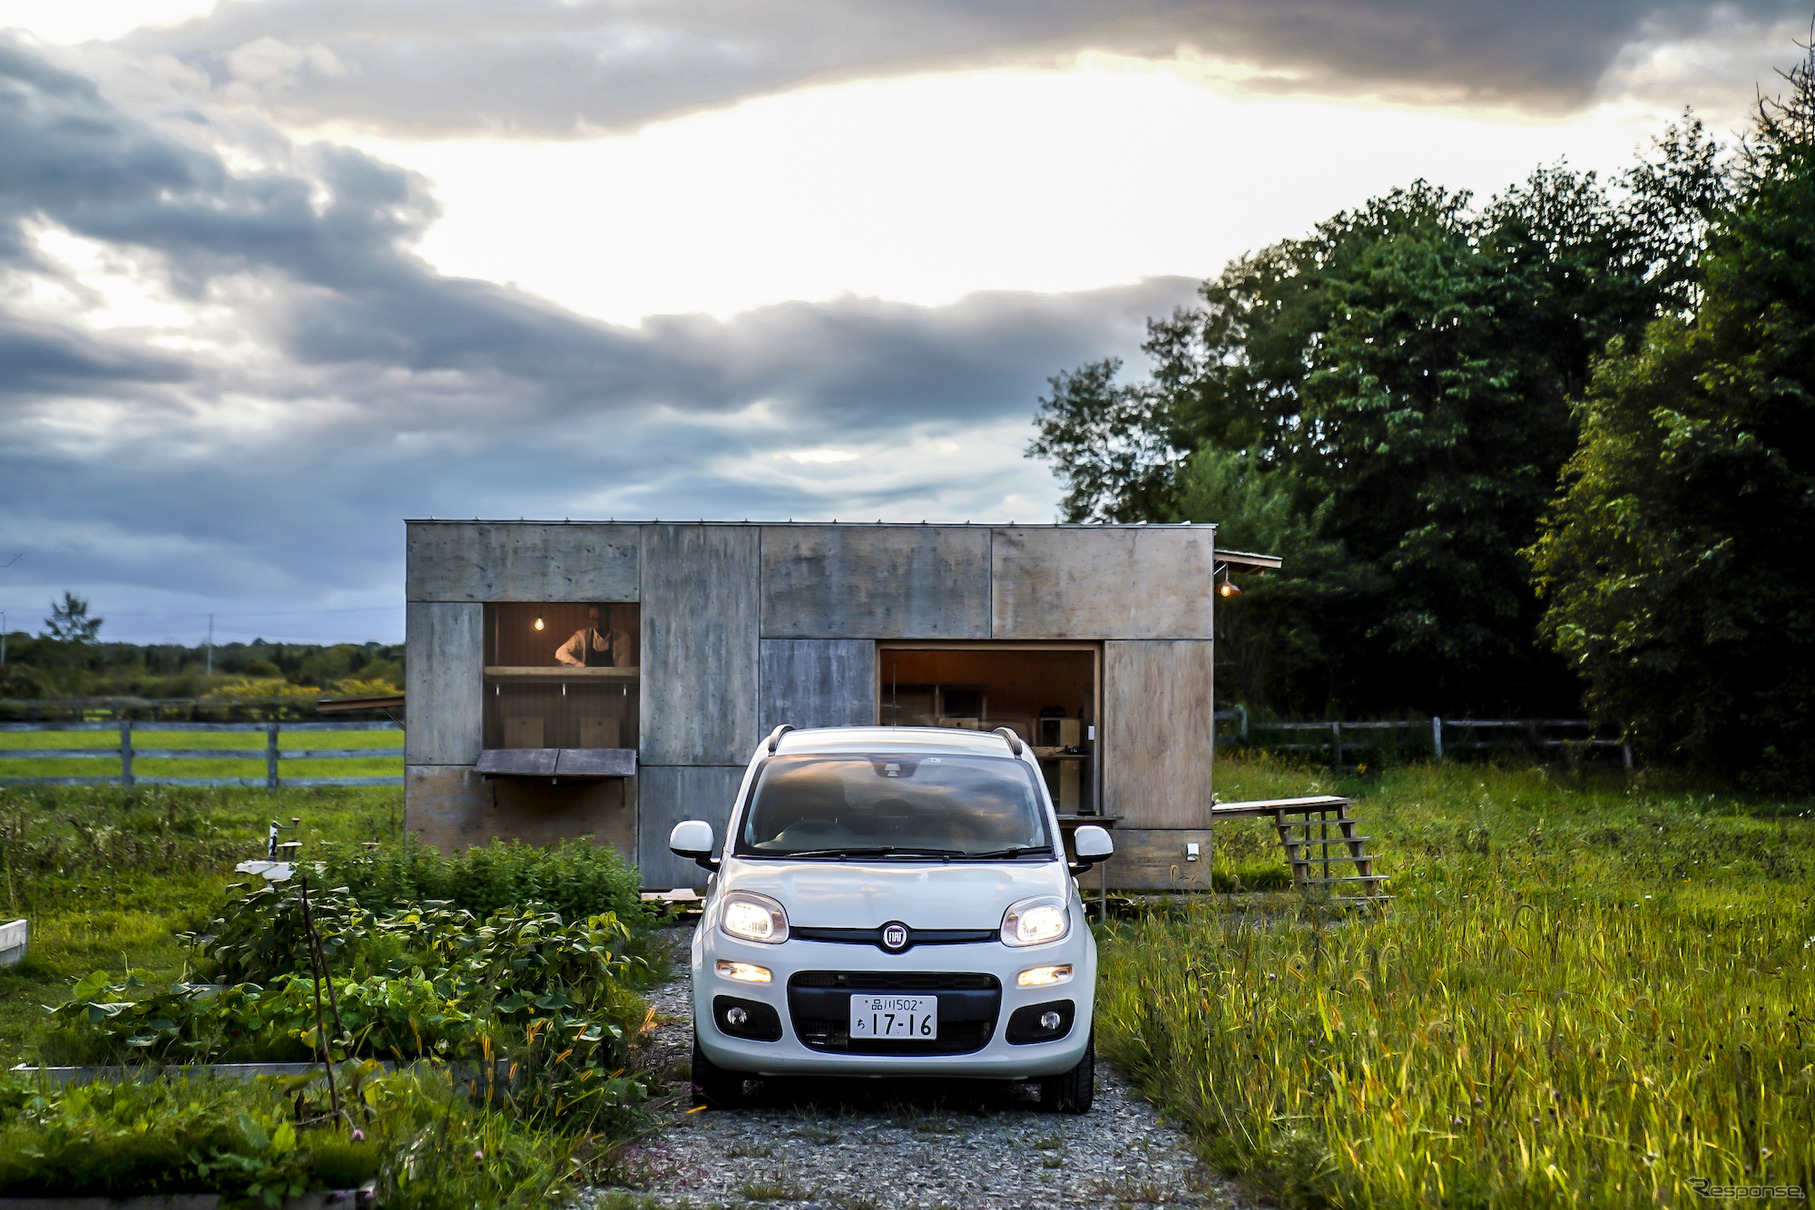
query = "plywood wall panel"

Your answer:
(761, 525), (990, 638)
(636, 765), (747, 891)
(759, 639), (876, 734)
(408, 523), (641, 602)
(1101, 640), (1216, 828)
(1100, 828), (1215, 891)
(991, 527), (1217, 639)
(405, 765), (636, 859)
(404, 602), (483, 764)
(639, 525), (760, 765)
